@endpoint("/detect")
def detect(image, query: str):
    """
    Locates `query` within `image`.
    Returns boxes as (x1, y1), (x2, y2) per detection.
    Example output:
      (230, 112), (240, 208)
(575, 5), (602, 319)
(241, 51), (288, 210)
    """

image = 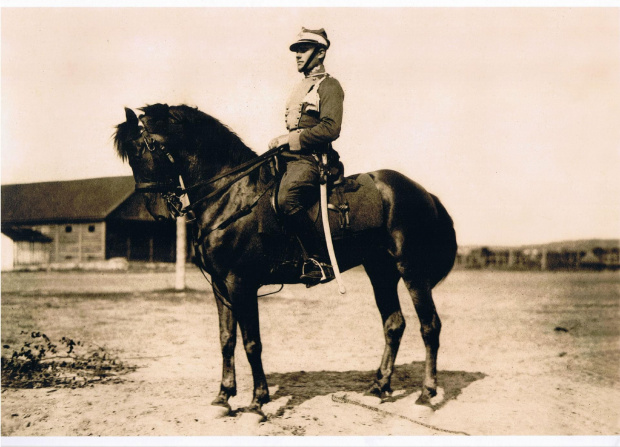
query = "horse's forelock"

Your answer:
(113, 120), (137, 161)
